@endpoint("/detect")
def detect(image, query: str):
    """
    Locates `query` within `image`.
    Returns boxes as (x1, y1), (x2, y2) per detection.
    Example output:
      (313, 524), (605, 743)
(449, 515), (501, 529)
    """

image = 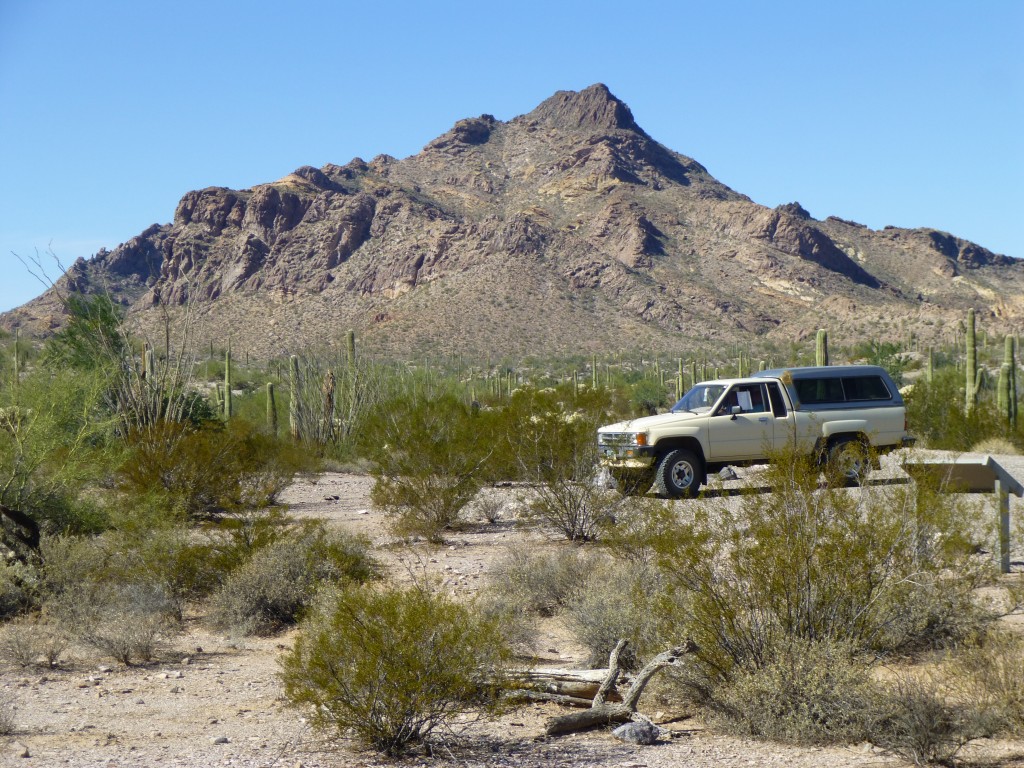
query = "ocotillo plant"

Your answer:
(322, 369), (337, 442)
(965, 309), (982, 414)
(816, 329), (829, 367)
(289, 354), (301, 441)
(267, 382), (278, 436)
(224, 340), (233, 419)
